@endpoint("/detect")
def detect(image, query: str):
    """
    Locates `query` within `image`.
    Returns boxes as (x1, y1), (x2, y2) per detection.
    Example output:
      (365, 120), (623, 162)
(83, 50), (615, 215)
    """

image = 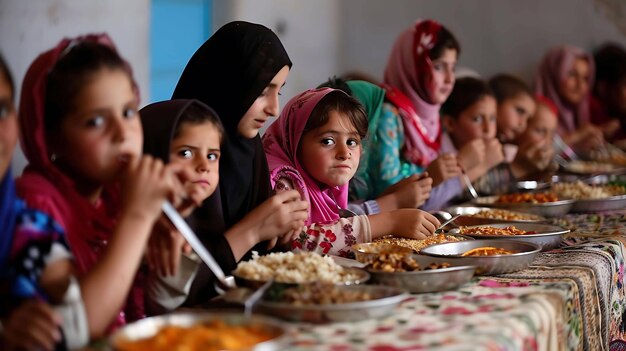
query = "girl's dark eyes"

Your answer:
(178, 149), (193, 158)
(347, 139), (360, 147)
(123, 108), (138, 119)
(86, 116), (105, 127)
(321, 138), (335, 146)
(0, 101), (14, 119)
(207, 153), (219, 161)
